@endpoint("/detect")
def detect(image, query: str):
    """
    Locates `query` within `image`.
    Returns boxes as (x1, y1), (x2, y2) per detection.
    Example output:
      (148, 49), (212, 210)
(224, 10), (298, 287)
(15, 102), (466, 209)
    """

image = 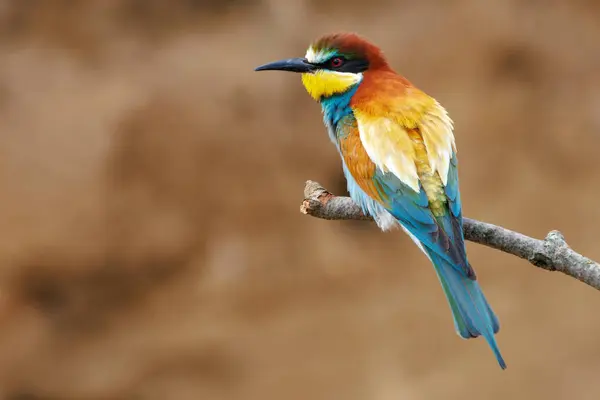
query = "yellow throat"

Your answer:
(301, 70), (363, 100)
